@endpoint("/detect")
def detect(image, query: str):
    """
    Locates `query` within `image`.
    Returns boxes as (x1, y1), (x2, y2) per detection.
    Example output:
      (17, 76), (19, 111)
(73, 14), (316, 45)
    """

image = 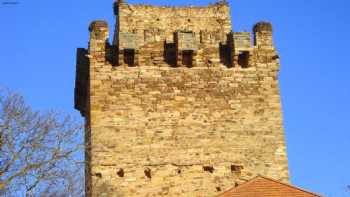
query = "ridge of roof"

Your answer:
(256, 175), (324, 197)
(216, 175), (324, 197)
